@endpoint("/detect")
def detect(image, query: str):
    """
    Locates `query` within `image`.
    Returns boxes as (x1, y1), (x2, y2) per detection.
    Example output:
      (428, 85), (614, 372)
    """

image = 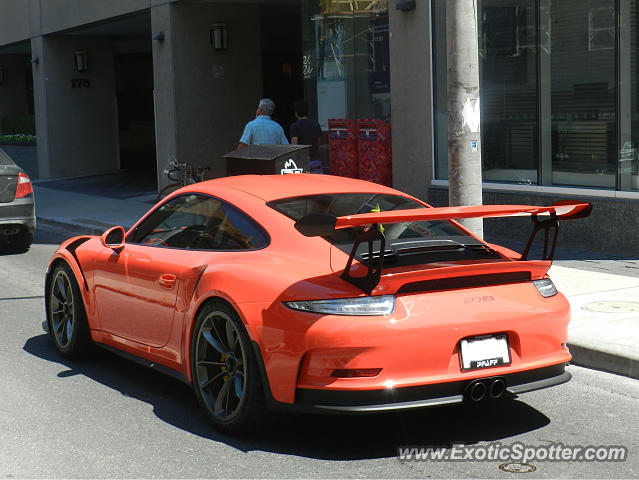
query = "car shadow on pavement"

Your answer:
(24, 333), (550, 461)
(0, 244), (29, 256)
